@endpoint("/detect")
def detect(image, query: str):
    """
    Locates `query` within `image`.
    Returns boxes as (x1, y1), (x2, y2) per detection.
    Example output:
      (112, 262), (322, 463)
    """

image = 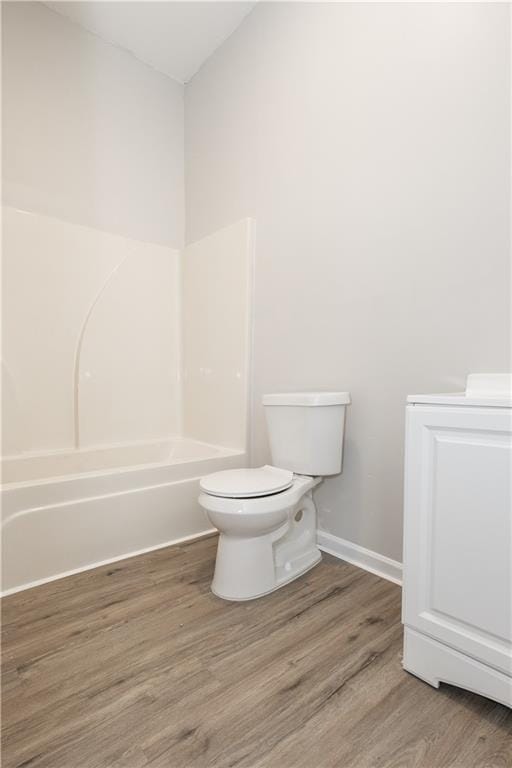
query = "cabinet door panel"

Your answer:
(403, 405), (512, 675)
